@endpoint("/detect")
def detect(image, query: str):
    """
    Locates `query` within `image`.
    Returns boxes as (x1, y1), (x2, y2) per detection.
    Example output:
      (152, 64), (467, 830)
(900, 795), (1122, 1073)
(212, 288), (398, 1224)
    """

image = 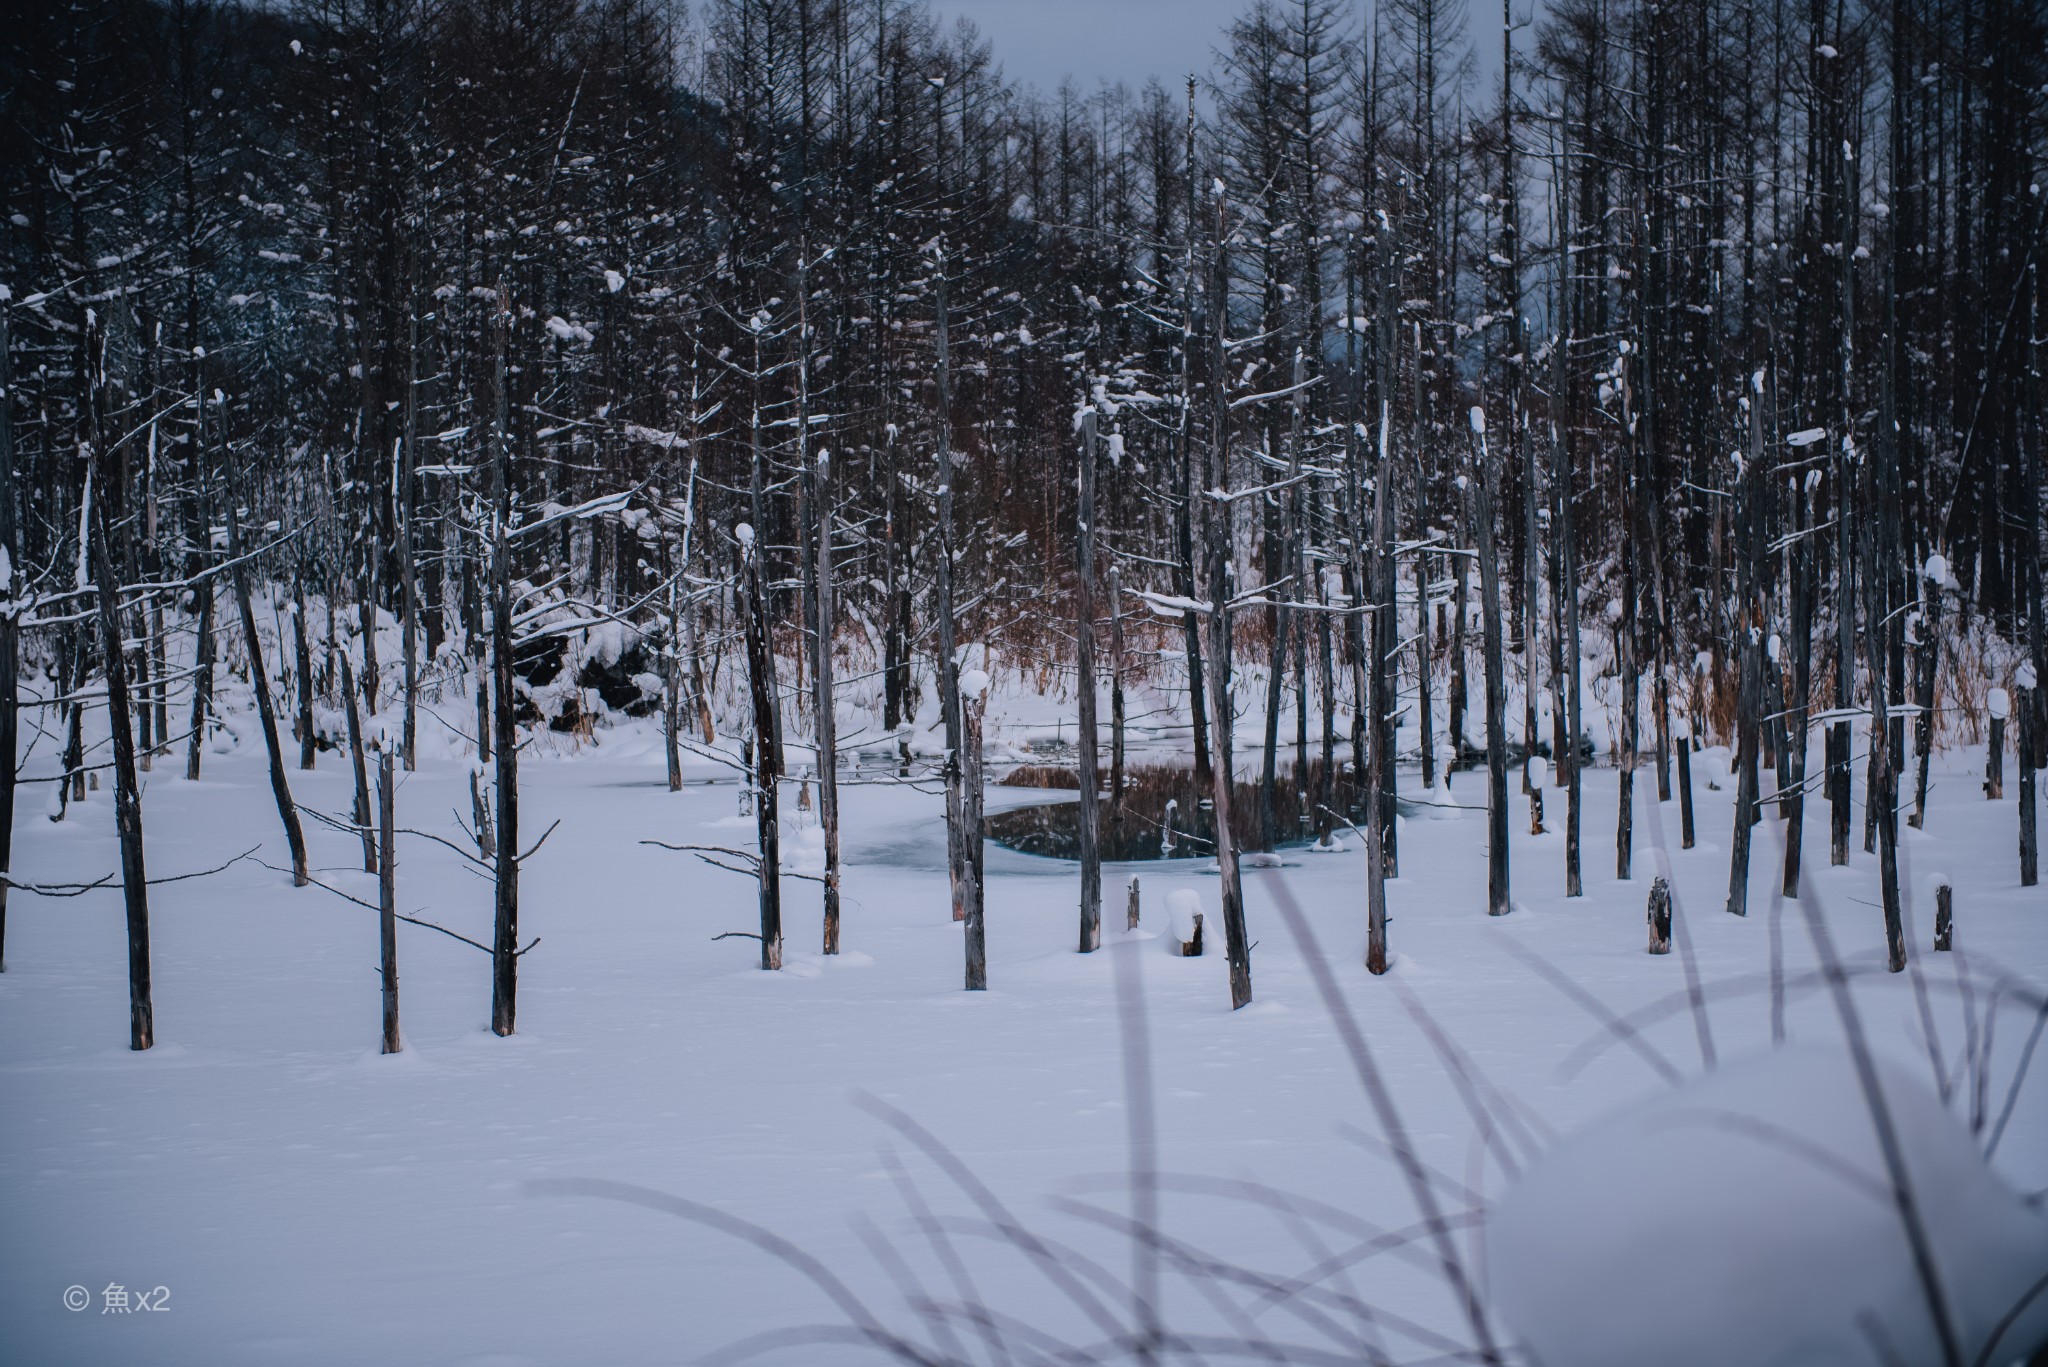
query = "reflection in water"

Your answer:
(986, 760), (1370, 862)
